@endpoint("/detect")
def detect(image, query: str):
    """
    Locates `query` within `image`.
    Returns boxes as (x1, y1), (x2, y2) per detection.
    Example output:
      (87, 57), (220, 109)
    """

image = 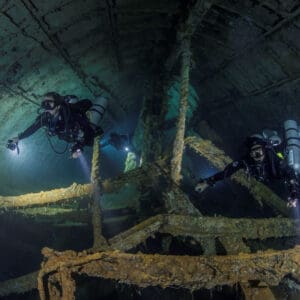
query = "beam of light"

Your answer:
(292, 204), (300, 219)
(9, 148), (19, 157)
(78, 153), (91, 180)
